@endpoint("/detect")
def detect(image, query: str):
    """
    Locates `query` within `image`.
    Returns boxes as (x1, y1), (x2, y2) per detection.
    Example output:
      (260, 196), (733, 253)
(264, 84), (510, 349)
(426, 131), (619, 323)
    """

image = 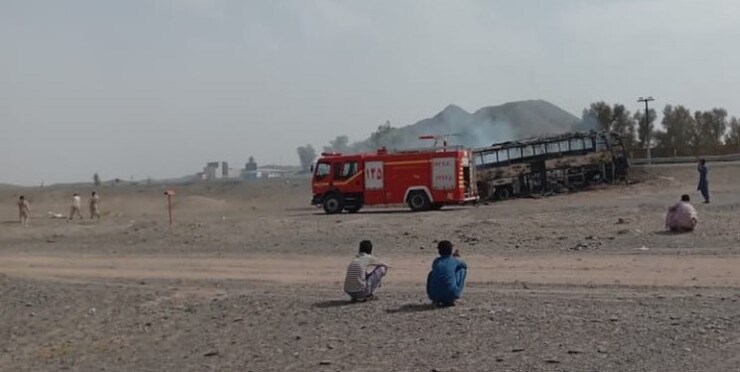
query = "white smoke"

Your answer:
(333, 101), (576, 153)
